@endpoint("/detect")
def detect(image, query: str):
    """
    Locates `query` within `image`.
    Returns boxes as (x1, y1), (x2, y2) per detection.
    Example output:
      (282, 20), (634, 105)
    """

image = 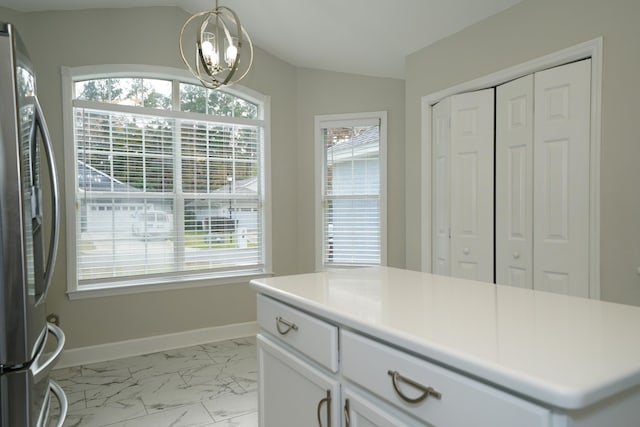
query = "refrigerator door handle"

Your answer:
(29, 96), (60, 306)
(32, 323), (65, 382)
(45, 380), (68, 427)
